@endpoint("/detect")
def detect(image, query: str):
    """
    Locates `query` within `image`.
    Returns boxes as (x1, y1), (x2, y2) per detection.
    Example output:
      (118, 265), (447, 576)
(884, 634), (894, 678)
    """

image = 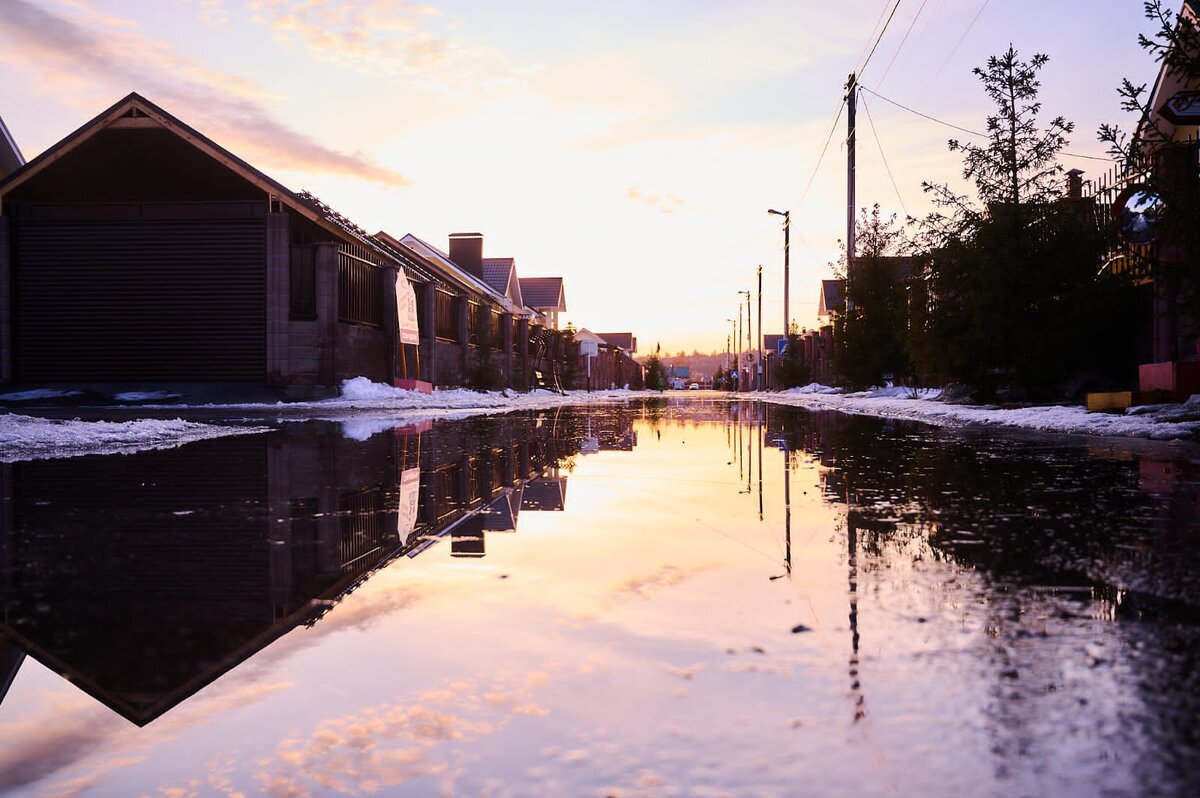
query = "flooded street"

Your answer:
(2, 398), (1199, 797)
